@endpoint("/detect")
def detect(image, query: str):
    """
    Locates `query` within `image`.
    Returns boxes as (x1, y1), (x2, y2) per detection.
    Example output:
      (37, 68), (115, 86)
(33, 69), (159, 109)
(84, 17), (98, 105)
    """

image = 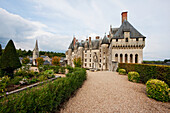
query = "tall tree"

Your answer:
(36, 57), (44, 66)
(22, 57), (30, 65)
(52, 56), (60, 66)
(1, 40), (21, 77)
(0, 44), (2, 56)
